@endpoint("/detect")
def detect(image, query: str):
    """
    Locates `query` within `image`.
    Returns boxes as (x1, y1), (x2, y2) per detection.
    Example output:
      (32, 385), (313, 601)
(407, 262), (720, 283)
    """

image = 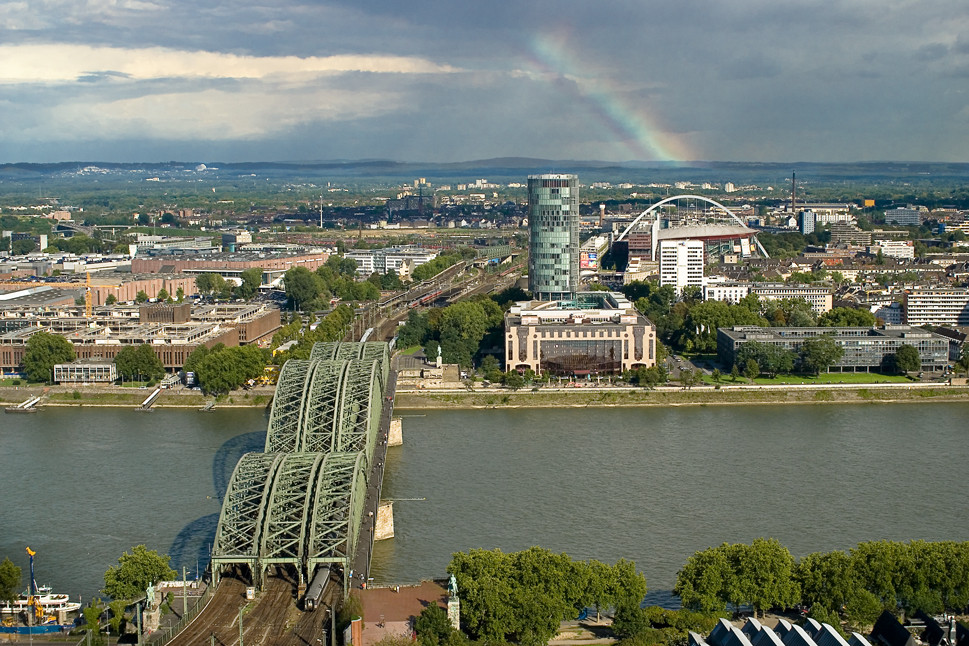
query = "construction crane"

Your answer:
(25, 547), (42, 621)
(85, 272), (93, 318)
